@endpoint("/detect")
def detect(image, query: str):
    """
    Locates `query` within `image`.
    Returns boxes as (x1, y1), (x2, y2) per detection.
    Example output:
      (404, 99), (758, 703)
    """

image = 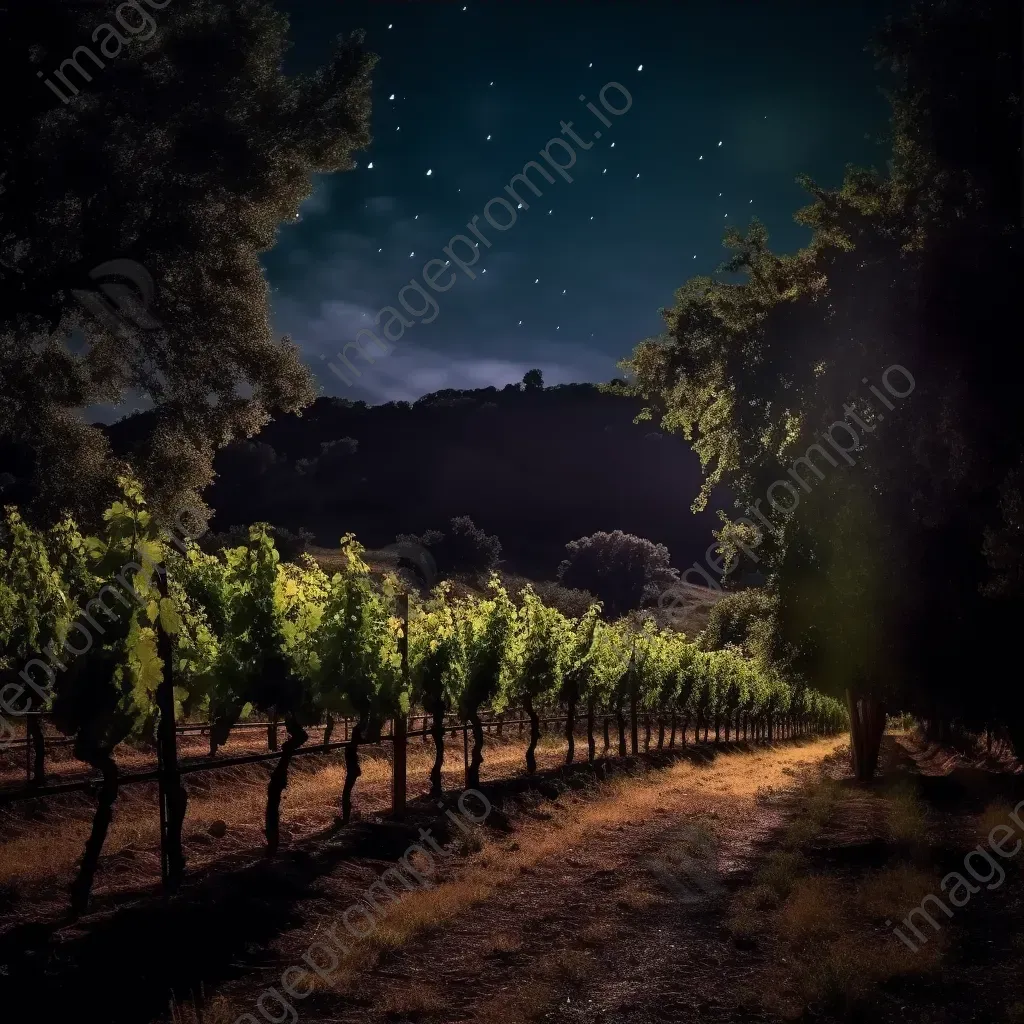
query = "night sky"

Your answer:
(265, 1), (896, 405)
